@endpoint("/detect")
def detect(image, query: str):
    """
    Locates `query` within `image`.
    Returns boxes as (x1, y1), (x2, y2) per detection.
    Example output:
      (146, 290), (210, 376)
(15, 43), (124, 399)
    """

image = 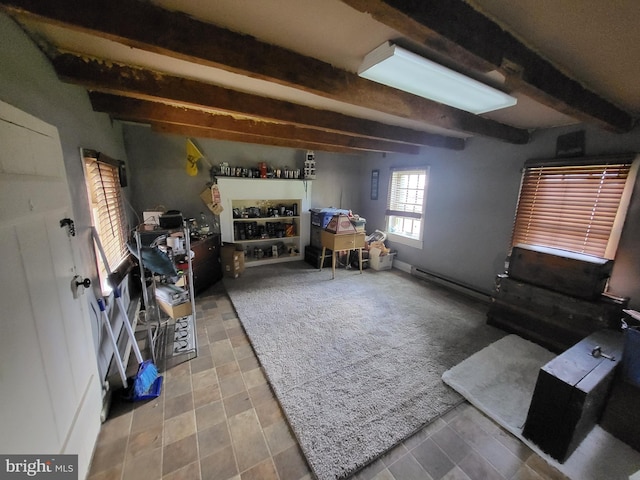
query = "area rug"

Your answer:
(442, 334), (640, 480)
(224, 262), (504, 480)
